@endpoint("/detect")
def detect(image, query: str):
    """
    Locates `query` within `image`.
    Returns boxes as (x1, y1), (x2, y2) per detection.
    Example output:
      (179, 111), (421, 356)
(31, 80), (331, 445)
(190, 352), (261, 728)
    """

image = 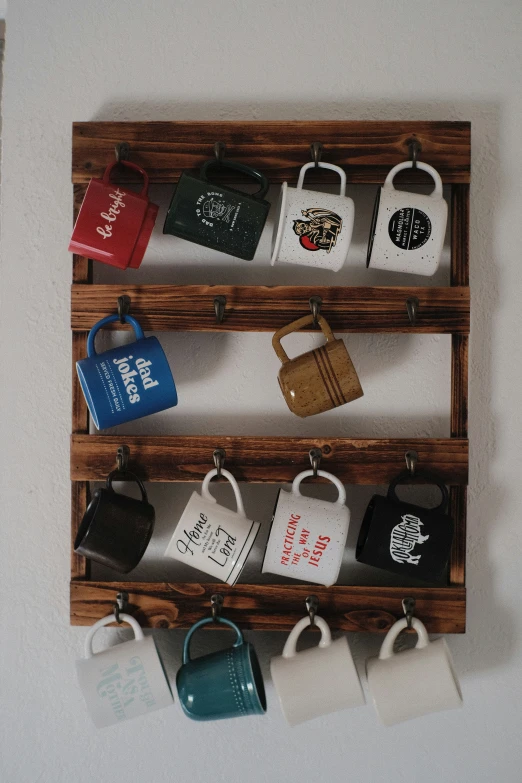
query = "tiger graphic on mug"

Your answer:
(292, 208), (343, 253)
